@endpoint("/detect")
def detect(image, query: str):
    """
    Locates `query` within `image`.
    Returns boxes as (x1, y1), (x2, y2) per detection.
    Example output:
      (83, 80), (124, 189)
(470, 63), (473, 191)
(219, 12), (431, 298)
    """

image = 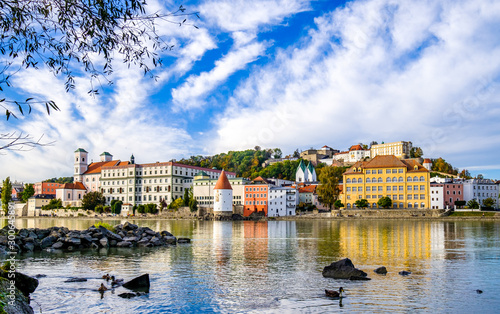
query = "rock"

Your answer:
(144, 229), (156, 236)
(117, 241), (133, 248)
(99, 237), (109, 248)
(374, 266), (388, 274)
(0, 271), (39, 297)
(34, 274), (47, 278)
(123, 222), (138, 231)
(137, 239), (150, 247)
(122, 274), (150, 291)
(322, 258), (368, 279)
(109, 240), (117, 247)
(349, 275), (371, 280)
(23, 237), (35, 243)
(118, 231), (126, 238)
(91, 243), (99, 249)
(123, 236), (138, 242)
(80, 234), (93, 243)
(177, 238), (191, 244)
(0, 277), (34, 314)
(160, 231), (173, 237)
(64, 277), (87, 282)
(399, 271), (412, 276)
(52, 241), (65, 249)
(163, 236), (177, 245)
(28, 232), (37, 239)
(98, 226), (123, 241)
(149, 237), (162, 246)
(118, 292), (139, 299)
(68, 237), (81, 246)
(40, 236), (57, 249)
(19, 229), (29, 238)
(24, 242), (35, 252)
(36, 229), (50, 239)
